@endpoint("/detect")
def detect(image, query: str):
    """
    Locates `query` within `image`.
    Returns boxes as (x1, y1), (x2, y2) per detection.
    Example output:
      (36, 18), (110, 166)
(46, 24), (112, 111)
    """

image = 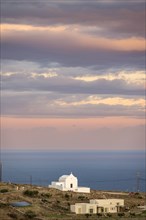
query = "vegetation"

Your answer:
(0, 202), (8, 208)
(41, 192), (52, 198)
(64, 193), (70, 200)
(0, 188), (9, 193)
(97, 213), (102, 217)
(85, 213), (90, 218)
(78, 195), (86, 200)
(24, 210), (36, 219)
(23, 190), (39, 197)
(0, 182), (146, 220)
(107, 213), (112, 217)
(130, 212), (136, 217)
(118, 212), (125, 217)
(8, 213), (18, 219)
